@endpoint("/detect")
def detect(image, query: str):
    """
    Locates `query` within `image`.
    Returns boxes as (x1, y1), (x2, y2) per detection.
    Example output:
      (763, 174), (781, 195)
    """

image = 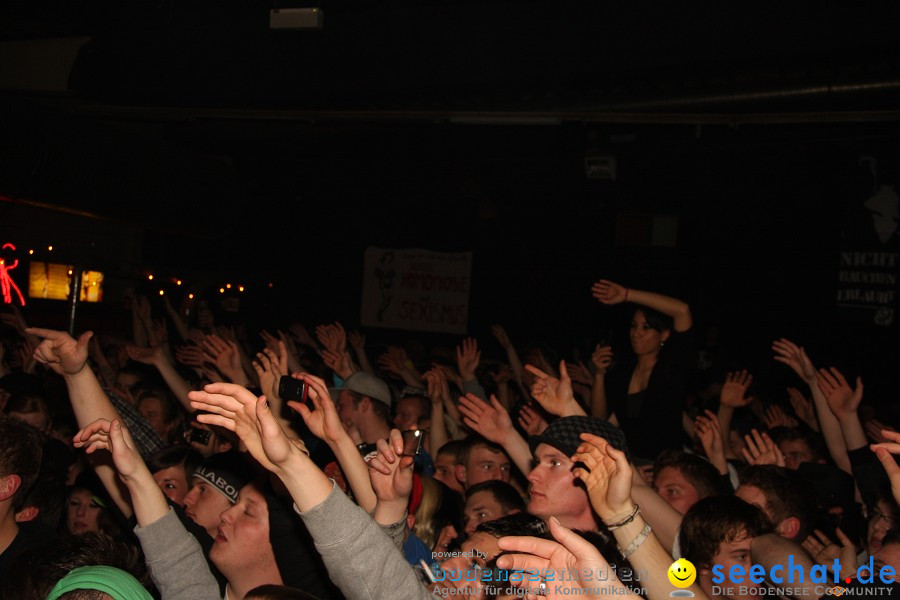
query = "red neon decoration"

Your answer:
(0, 243), (26, 306)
